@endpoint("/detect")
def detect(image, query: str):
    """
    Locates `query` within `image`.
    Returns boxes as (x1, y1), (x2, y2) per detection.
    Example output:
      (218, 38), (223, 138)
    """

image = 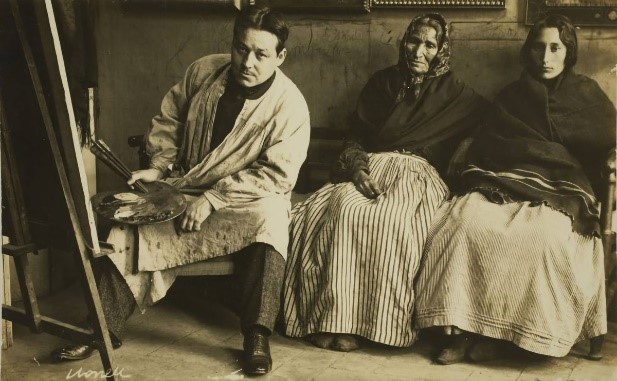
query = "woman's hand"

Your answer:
(127, 168), (164, 185)
(180, 196), (213, 232)
(352, 169), (383, 199)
